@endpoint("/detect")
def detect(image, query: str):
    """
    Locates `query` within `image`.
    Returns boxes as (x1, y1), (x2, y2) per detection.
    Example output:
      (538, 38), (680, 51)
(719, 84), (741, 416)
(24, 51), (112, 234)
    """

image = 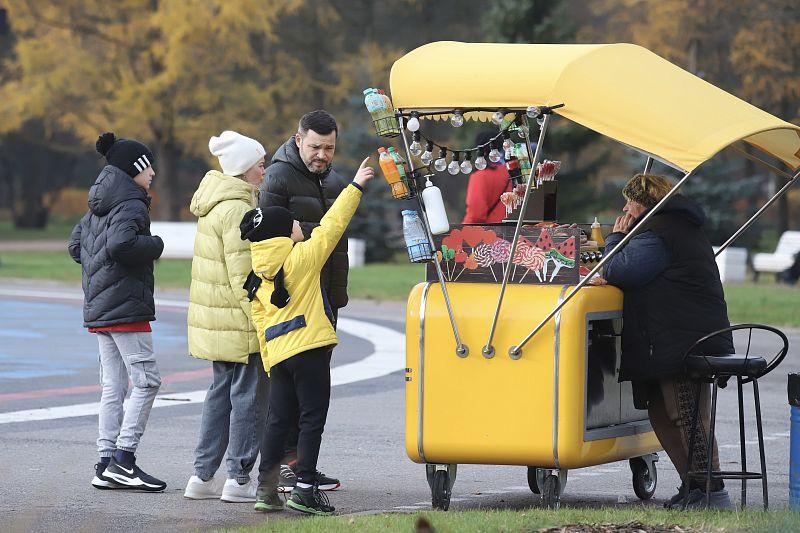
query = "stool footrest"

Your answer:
(687, 469), (764, 481)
